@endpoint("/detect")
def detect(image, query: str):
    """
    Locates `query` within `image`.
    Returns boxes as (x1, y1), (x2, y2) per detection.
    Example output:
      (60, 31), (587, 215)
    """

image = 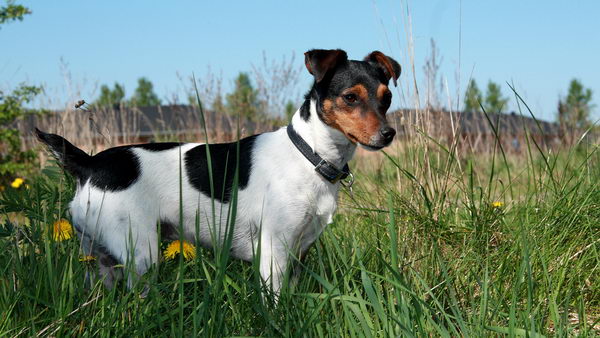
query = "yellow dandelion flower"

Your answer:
(164, 240), (196, 261)
(491, 201), (504, 208)
(11, 178), (24, 189)
(53, 219), (74, 241)
(79, 255), (96, 262)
